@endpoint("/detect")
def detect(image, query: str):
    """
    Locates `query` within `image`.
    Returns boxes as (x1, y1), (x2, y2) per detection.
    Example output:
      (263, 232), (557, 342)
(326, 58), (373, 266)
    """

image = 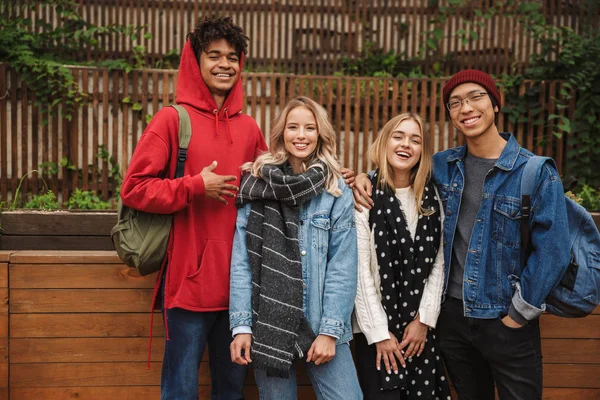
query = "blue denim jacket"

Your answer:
(229, 179), (357, 344)
(432, 133), (570, 321)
